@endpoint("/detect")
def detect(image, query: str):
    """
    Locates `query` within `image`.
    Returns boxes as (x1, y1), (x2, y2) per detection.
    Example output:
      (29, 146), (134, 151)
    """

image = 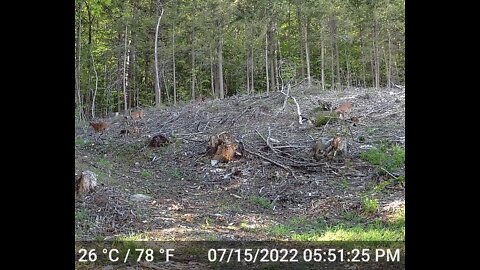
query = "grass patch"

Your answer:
(140, 169), (152, 178)
(97, 158), (113, 170)
(362, 196), (379, 214)
(365, 127), (379, 135)
(114, 142), (145, 161)
(75, 138), (89, 146)
(342, 211), (365, 224)
(249, 196), (273, 210)
(220, 202), (242, 213)
(75, 209), (89, 222)
(315, 111), (339, 126)
(268, 224), (292, 236)
(360, 144), (405, 172)
(202, 217), (213, 229)
(206, 235), (219, 241)
(169, 168), (184, 180)
(265, 211), (404, 241)
(395, 175), (405, 184)
(337, 178), (350, 190)
(93, 235), (105, 241)
(373, 180), (391, 193)
(116, 233), (149, 241)
(388, 206), (405, 228)
(313, 223), (403, 241)
(239, 221), (250, 229)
